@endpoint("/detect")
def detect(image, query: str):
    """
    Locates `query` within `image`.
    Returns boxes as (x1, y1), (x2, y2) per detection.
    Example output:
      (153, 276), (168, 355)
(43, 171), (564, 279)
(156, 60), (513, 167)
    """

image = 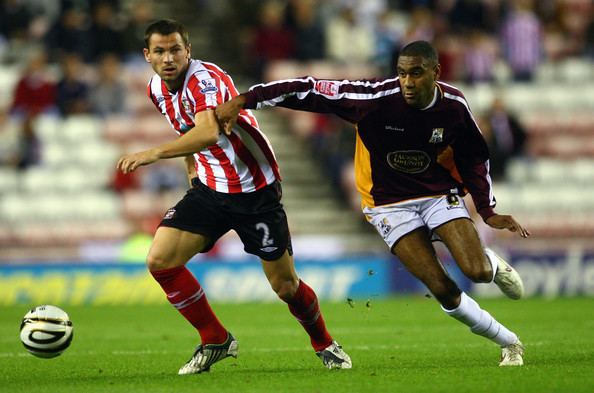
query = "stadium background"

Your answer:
(0, 0), (593, 305)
